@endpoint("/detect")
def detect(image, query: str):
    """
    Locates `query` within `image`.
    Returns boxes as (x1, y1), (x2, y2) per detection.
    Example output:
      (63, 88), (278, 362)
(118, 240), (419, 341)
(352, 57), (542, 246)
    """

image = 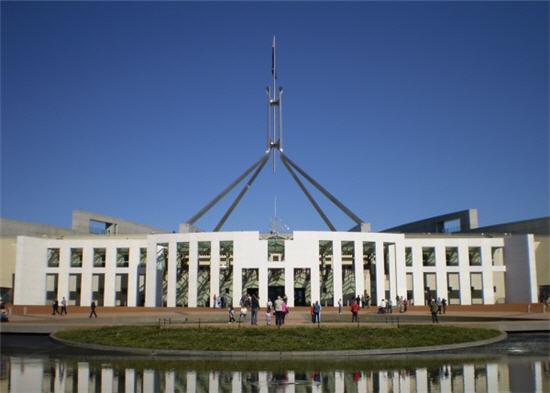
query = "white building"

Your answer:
(13, 226), (538, 307)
